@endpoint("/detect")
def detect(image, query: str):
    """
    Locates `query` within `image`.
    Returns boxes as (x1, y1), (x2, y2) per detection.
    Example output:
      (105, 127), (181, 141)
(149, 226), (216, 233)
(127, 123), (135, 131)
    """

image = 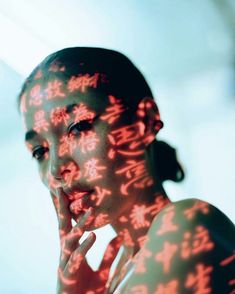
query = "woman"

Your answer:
(18, 47), (235, 294)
